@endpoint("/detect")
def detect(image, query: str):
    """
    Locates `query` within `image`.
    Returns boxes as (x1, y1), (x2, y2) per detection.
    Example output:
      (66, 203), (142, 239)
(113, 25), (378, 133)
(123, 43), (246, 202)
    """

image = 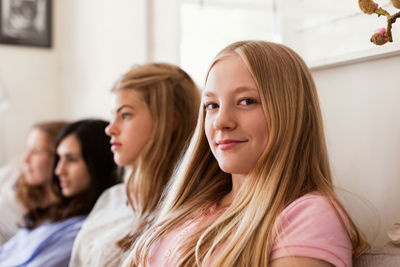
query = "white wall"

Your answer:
(57, 0), (147, 120)
(0, 0), (149, 165)
(312, 54), (400, 247)
(0, 1), (62, 165)
(152, 0), (180, 64)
